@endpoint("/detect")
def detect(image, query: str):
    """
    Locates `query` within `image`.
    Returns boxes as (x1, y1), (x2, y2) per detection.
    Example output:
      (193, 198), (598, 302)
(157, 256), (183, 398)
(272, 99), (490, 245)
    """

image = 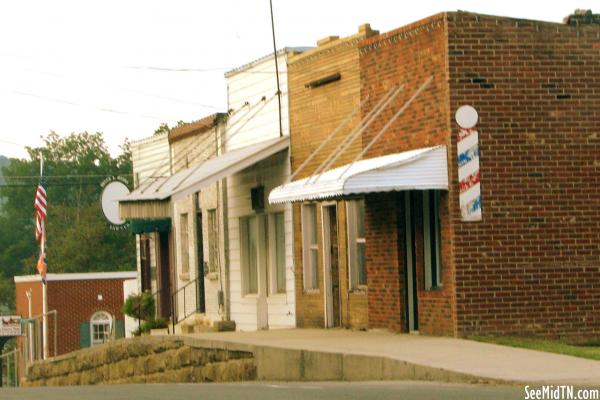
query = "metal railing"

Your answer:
(25, 310), (58, 361)
(171, 276), (202, 333)
(0, 349), (18, 387)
